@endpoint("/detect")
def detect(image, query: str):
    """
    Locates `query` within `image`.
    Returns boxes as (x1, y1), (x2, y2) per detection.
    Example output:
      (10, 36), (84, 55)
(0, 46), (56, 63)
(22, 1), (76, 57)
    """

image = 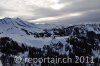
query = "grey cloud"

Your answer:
(0, 0), (100, 24)
(61, 0), (100, 13)
(0, 7), (9, 16)
(28, 5), (61, 17)
(27, 0), (100, 21)
(53, 9), (100, 25)
(0, 7), (17, 16)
